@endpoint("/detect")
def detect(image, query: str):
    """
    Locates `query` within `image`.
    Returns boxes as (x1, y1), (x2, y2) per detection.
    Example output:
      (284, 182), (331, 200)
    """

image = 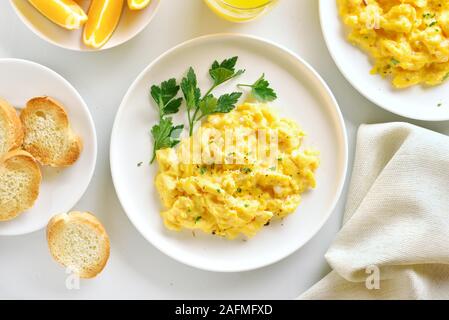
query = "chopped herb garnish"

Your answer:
(269, 166), (276, 171)
(391, 58), (400, 66)
(199, 166), (207, 175)
(241, 167), (252, 174)
(194, 216), (202, 223)
(236, 187), (242, 193)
